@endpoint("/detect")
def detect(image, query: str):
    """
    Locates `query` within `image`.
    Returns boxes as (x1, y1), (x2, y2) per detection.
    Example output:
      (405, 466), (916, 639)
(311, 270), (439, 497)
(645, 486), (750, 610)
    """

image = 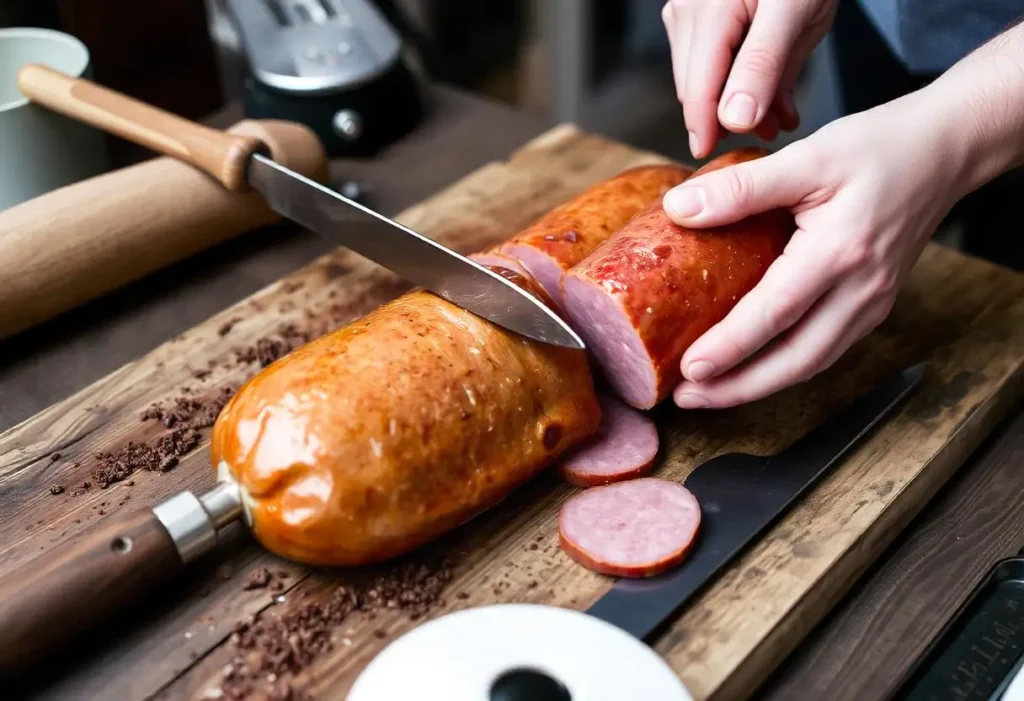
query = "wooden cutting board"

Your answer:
(2, 125), (1024, 701)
